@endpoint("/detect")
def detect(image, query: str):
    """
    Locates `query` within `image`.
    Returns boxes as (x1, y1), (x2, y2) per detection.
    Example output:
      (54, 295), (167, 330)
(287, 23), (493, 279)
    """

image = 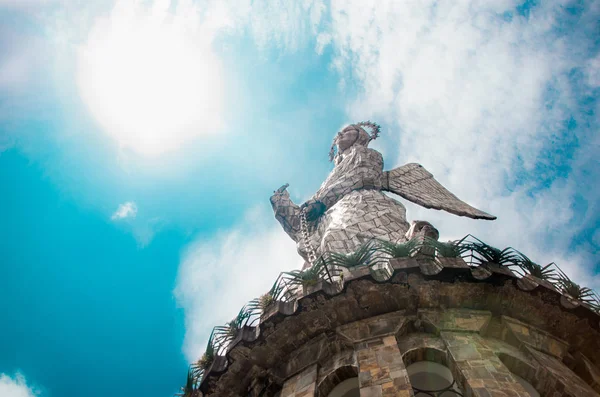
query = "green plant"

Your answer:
(249, 293), (274, 312)
(265, 274), (289, 302)
(423, 236), (470, 258)
(555, 268), (597, 304)
(214, 305), (253, 345)
(191, 330), (216, 380)
(515, 253), (556, 280)
(176, 367), (200, 397)
(591, 292), (600, 313)
(377, 238), (420, 259)
(464, 237), (519, 266)
(195, 352), (212, 371)
(326, 240), (382, 268)
(258, 293), (274, 309)
(282, 256), (328, 287)
(261, 269), (310, 304)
